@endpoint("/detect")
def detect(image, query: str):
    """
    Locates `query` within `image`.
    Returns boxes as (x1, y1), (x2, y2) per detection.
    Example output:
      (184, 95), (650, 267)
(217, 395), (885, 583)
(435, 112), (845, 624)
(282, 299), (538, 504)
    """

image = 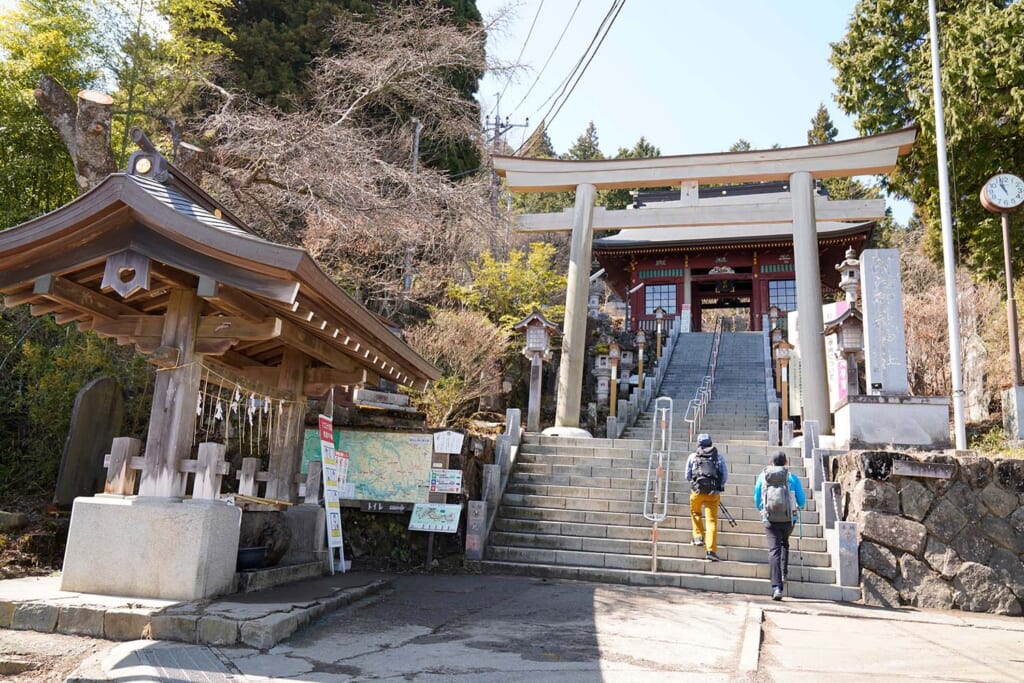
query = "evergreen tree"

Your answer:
(831, 0), (1024, 279)
(807, 102), (839, 145)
